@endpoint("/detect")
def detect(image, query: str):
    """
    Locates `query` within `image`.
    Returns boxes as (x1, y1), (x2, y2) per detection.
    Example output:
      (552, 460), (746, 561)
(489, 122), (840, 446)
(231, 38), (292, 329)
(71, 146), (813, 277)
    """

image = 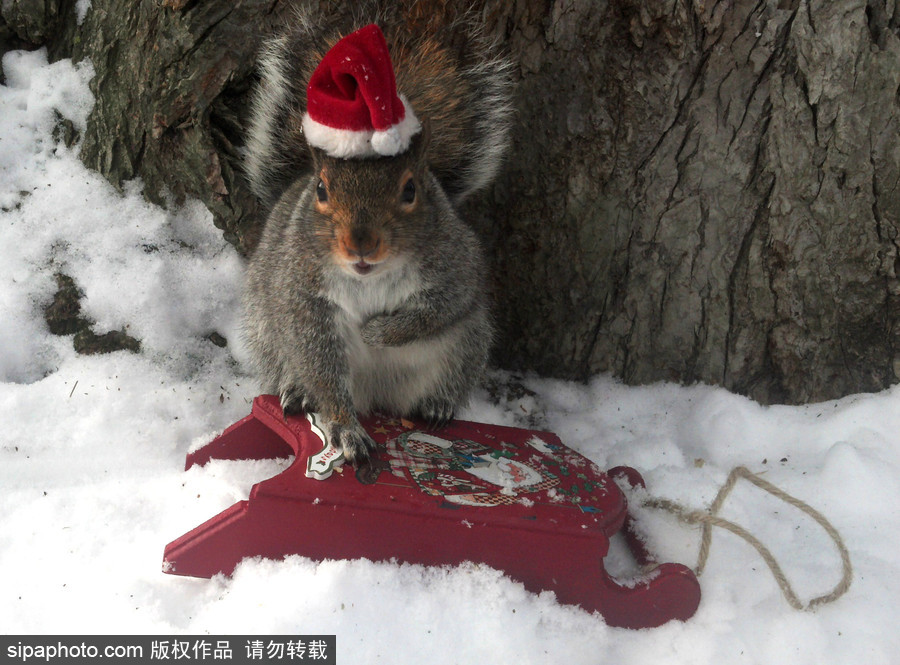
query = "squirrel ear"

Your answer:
(408, 118), (430, 167)
(307, 142), (326, 172)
